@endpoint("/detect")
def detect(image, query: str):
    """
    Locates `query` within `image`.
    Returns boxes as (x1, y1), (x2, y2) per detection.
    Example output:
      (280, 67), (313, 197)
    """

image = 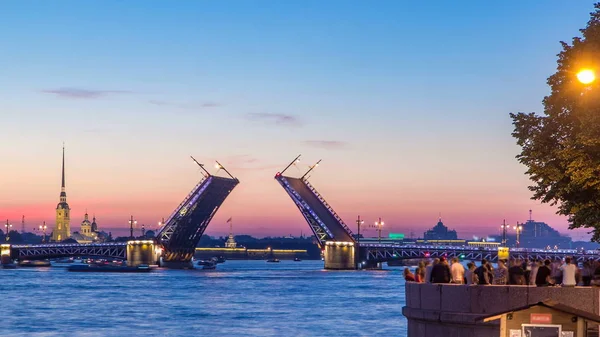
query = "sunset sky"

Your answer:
(0, 1), (595, 240)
